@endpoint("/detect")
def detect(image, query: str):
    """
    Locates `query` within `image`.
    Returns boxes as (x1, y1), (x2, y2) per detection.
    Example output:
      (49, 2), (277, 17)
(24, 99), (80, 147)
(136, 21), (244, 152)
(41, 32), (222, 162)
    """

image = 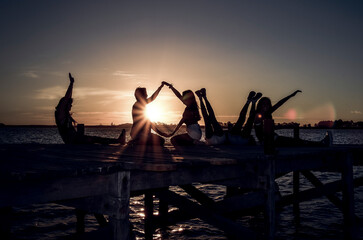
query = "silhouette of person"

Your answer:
(130, 83), (169, 145)
(163, 82), (202, 146)
(254, 90), (332, 146)
(228, 90), (262, 144)
(195, 88), (261, 145)
(55, 73), (125, 144)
